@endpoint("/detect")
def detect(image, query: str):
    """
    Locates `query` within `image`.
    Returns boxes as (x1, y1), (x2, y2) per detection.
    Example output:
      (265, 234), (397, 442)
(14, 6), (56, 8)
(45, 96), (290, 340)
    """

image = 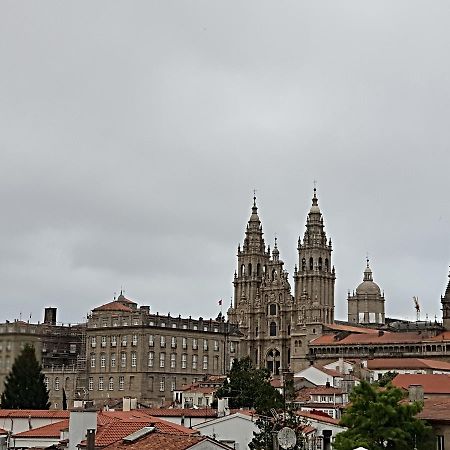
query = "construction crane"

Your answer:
(413, 296), (420, 321)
